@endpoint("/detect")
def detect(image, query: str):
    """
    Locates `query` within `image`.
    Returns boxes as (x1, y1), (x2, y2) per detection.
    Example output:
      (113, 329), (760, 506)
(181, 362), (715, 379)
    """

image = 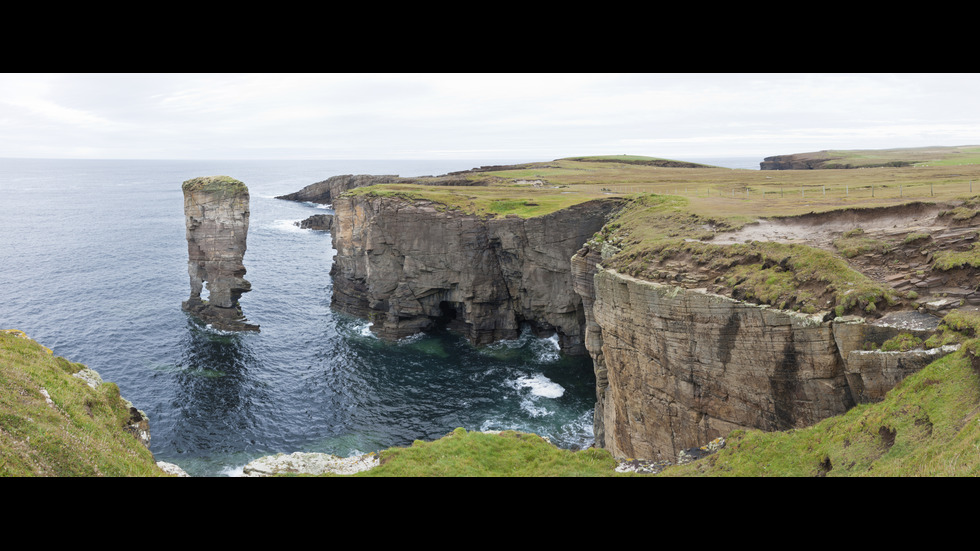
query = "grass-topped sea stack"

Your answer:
(181, 176), (258, 331)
